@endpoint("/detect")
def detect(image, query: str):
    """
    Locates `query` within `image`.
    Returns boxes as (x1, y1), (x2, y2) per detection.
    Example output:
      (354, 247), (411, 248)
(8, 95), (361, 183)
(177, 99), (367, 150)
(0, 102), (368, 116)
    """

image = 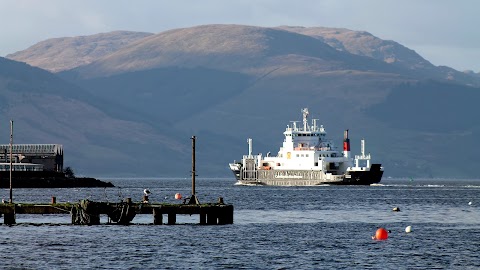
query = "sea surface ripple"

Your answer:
(0, 178), (479, 269)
